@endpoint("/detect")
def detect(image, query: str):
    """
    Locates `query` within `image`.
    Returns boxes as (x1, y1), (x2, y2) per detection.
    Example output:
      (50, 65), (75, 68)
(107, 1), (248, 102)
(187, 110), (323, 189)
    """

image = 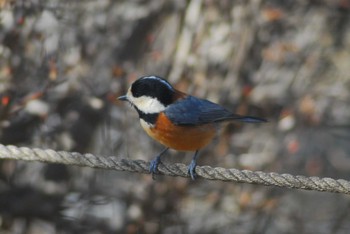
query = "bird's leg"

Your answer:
(149, 147), (169, 178)
(188, 150), (200, 180)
